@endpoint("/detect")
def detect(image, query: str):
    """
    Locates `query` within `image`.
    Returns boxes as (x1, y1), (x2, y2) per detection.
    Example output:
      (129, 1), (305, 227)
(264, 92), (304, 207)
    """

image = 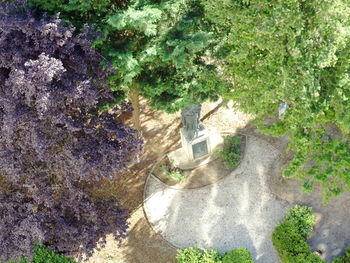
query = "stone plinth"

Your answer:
(167, 129), (224, 170)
